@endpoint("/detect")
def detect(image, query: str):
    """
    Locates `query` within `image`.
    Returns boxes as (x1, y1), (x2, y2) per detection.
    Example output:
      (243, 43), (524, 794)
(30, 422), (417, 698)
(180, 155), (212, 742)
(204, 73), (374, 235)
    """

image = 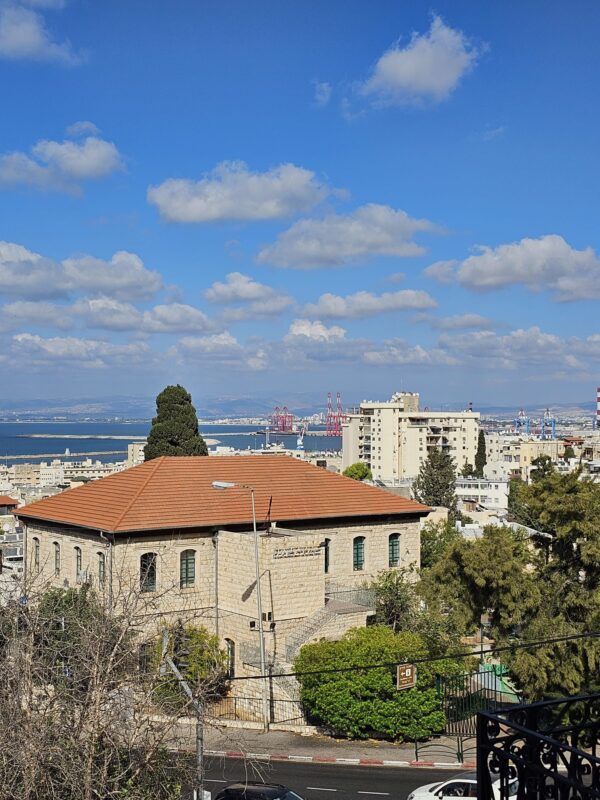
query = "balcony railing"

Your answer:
(477, 693), (600, 800)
